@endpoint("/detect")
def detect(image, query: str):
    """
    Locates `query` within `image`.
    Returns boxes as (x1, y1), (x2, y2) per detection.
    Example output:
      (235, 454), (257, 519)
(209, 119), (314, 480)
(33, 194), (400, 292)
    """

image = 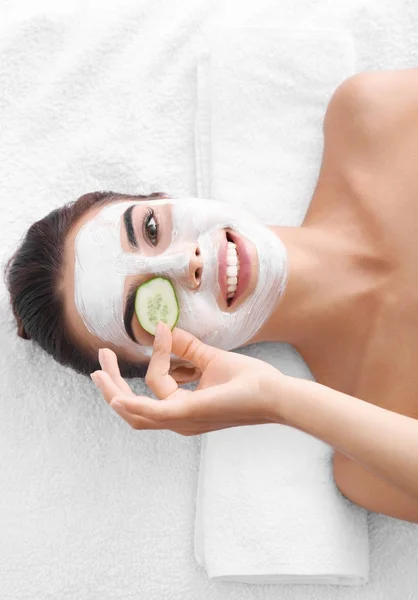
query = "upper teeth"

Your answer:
(226, 241), (240, 299)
